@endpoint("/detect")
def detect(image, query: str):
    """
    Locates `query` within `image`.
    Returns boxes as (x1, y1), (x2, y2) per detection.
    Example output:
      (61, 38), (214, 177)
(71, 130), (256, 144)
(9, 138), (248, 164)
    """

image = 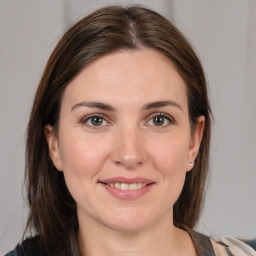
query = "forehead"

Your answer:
(62, 48), (188, 110)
